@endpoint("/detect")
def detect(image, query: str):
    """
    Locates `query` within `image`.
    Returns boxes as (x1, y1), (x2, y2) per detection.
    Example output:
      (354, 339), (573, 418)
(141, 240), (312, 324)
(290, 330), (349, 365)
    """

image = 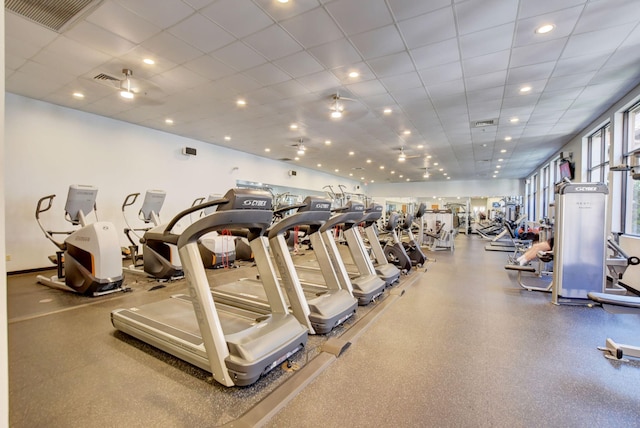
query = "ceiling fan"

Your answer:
(394, 146), (424, 162)
(329, 92), (356, 119)
(92, 68), (164, 104)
